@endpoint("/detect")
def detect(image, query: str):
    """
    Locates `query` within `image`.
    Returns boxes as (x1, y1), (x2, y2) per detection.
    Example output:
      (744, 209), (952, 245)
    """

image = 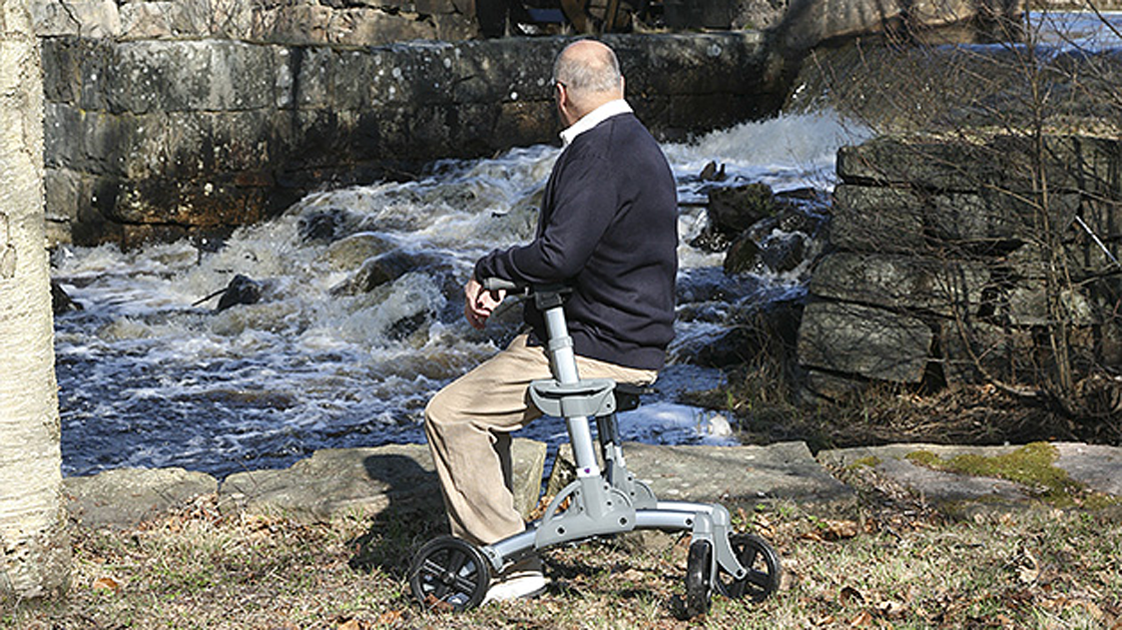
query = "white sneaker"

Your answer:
(482, 558), (548, 604)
